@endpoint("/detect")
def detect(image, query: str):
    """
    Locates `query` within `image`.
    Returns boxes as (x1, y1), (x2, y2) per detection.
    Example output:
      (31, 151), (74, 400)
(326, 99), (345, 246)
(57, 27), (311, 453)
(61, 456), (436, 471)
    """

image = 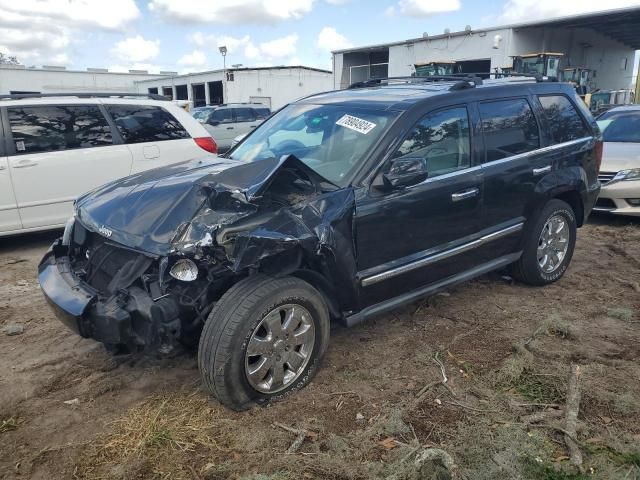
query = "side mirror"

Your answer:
(383, 156), (429, 189)
(208, 120), (220, 126)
